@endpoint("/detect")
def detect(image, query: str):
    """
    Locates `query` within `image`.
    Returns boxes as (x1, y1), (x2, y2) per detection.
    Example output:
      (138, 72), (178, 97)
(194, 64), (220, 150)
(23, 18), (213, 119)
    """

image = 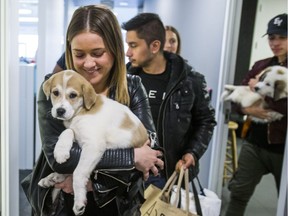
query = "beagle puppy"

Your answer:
(38, 70), (148, 215)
